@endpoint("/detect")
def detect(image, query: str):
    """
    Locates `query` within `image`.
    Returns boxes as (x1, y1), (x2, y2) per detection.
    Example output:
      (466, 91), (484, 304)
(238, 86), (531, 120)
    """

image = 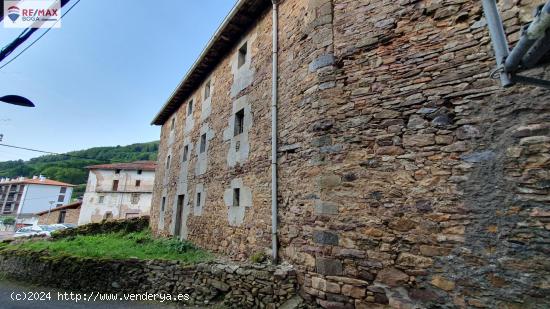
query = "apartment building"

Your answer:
(78, 161), (156, 224)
